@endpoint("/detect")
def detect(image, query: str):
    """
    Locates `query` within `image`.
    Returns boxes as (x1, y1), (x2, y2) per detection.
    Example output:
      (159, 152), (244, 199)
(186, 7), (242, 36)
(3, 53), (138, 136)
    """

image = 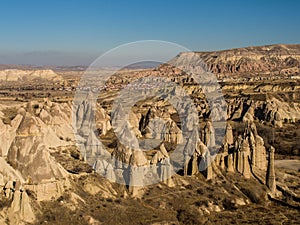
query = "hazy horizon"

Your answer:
(1, 0), (300, 66)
